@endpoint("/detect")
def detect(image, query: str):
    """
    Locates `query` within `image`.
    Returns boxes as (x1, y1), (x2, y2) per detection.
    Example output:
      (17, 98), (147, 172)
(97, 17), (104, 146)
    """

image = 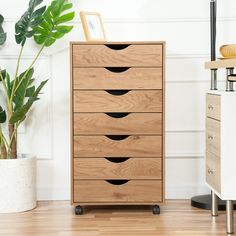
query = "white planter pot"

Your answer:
(0, 155), (36, 213)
